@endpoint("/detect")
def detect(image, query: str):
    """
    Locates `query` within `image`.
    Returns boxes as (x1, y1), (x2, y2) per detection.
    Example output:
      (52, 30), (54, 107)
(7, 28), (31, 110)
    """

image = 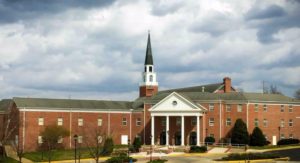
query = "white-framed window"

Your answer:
(78, 118), (83, 126)
(289, 119), (293, 127)
(226, 118), (231, 126)
(78, 136), (83, 143)
(254, 104), (259, 112)
(98, 118), (103, 126)
(122, 117), (127, 126)
(289, 105), (293, 112)
(136, 118), (141, 126)
(226, 104), (231, 112)
(162, 119), (166, 126)
(58, 136), (63, 143)
(209, 104), (214, 111)
(237, 104), (242, 112)
(263, 119), (268, 127)
(280, 119), (285, 127)
(97, 136), (103, 143)
(57, 118), (63, 126)
(176, 117), (181, 126)
(209, 118), (214, 126)
(191, 117), (196, 126)
(38, 118), (44, 126)
(38, 136), (43, 144)
(149, 75), (153, 82)
(280, 105), (284, 112)
(263, 104), (267, 112)
(280, 134), (285, 139)
(254, 118), (259, 127)
(289, 134), (293, 139)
